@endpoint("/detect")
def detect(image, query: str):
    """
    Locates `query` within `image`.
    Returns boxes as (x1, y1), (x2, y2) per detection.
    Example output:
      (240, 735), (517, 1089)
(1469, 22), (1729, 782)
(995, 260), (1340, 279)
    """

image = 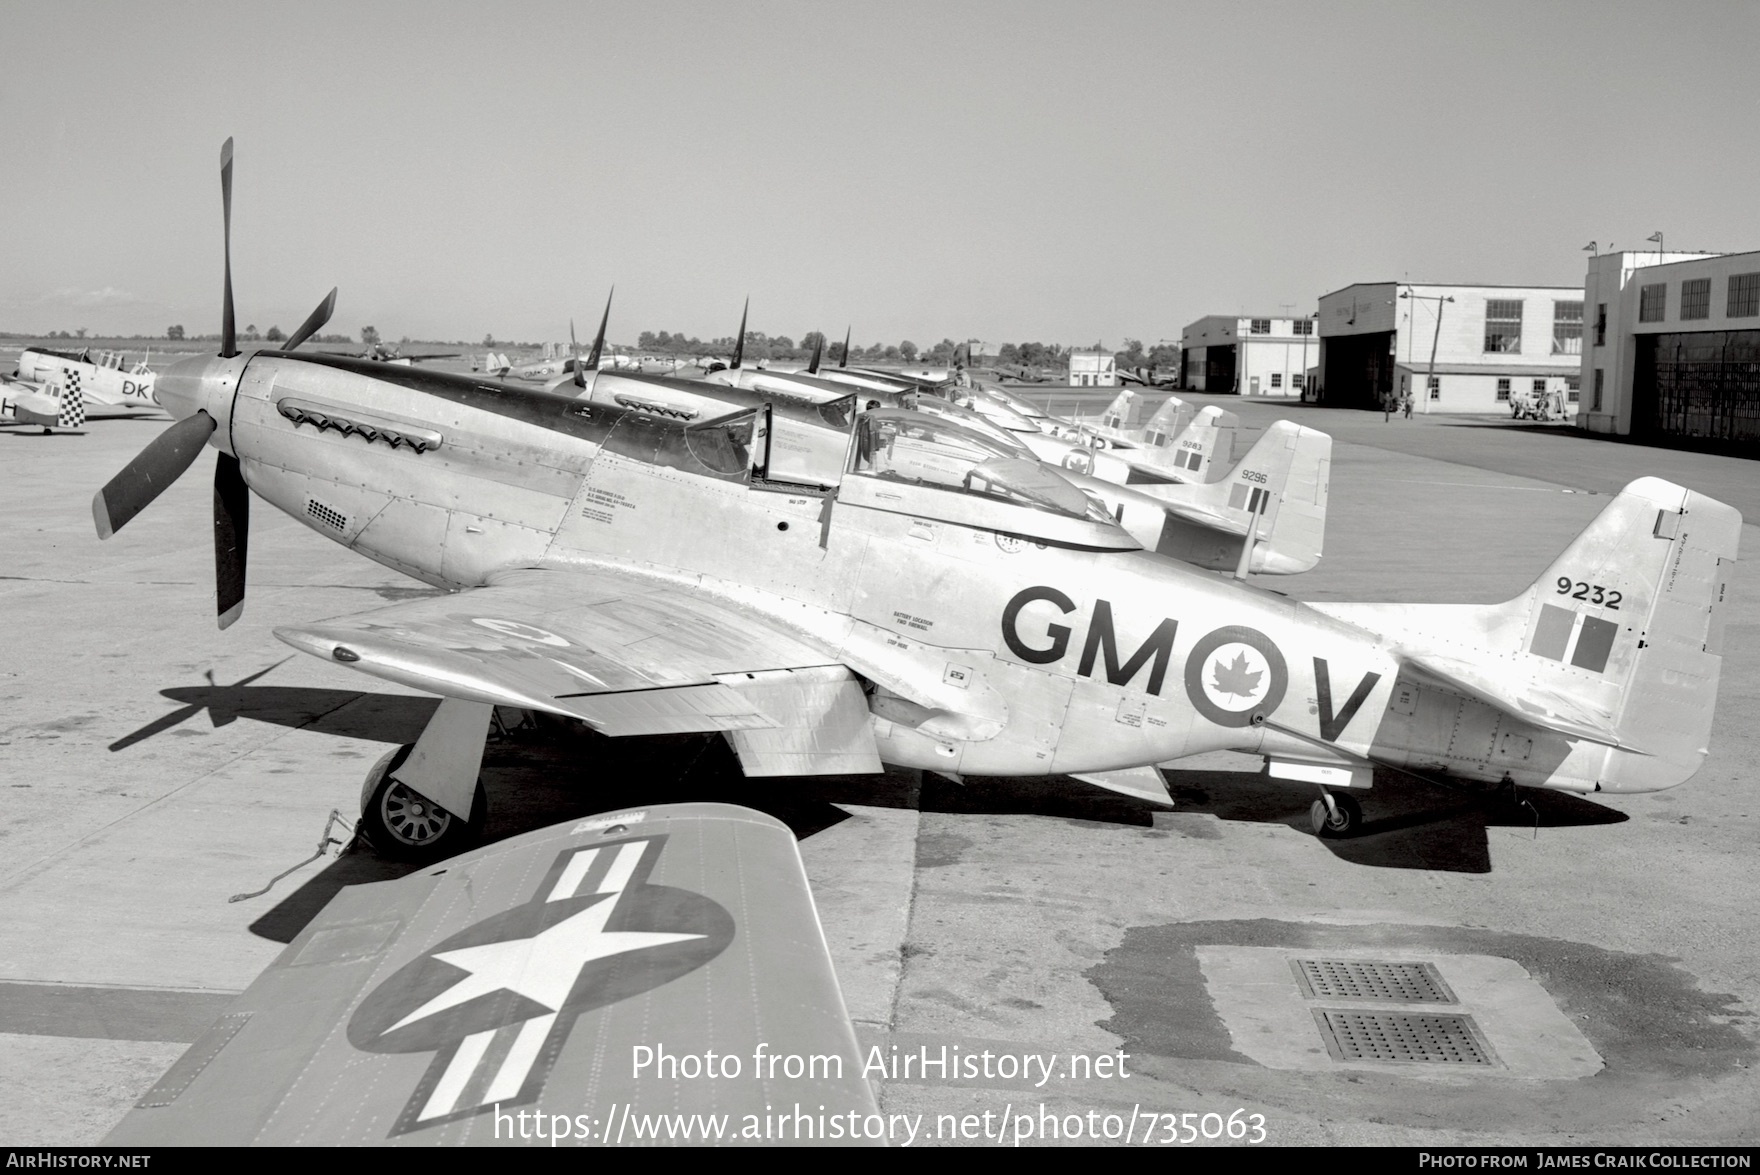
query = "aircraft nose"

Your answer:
(153, 353), (229, 422)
